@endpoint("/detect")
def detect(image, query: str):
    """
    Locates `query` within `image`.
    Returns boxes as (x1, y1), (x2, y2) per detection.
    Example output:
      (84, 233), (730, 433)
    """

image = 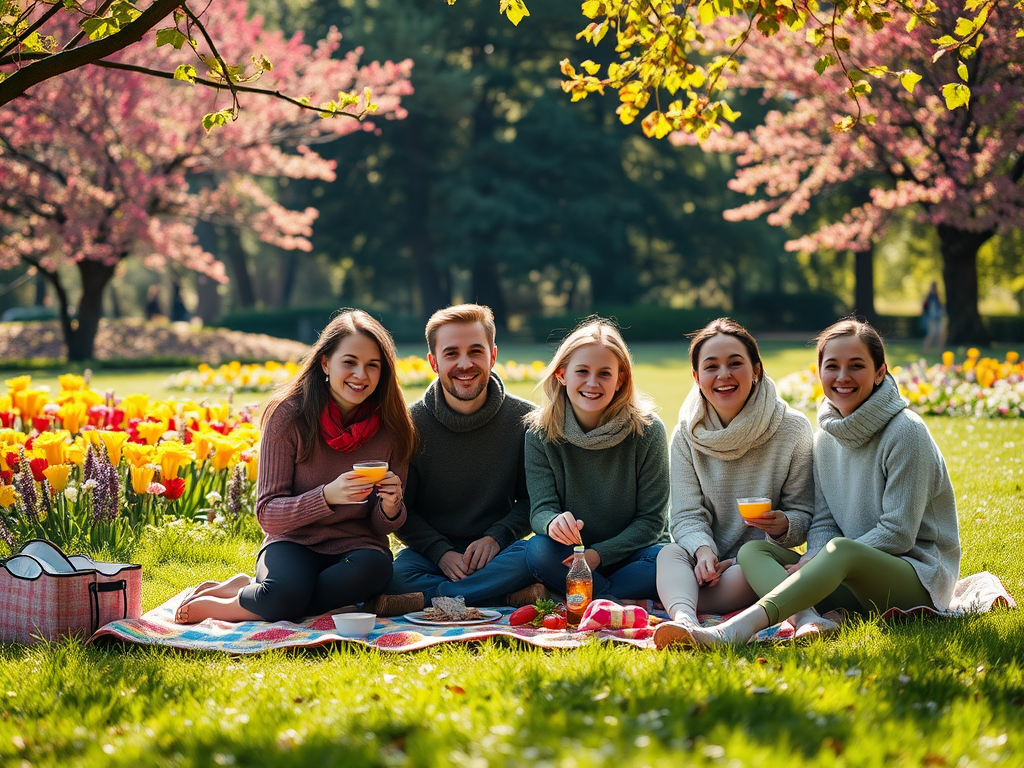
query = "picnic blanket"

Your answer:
(87, 572), (1015, 655)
